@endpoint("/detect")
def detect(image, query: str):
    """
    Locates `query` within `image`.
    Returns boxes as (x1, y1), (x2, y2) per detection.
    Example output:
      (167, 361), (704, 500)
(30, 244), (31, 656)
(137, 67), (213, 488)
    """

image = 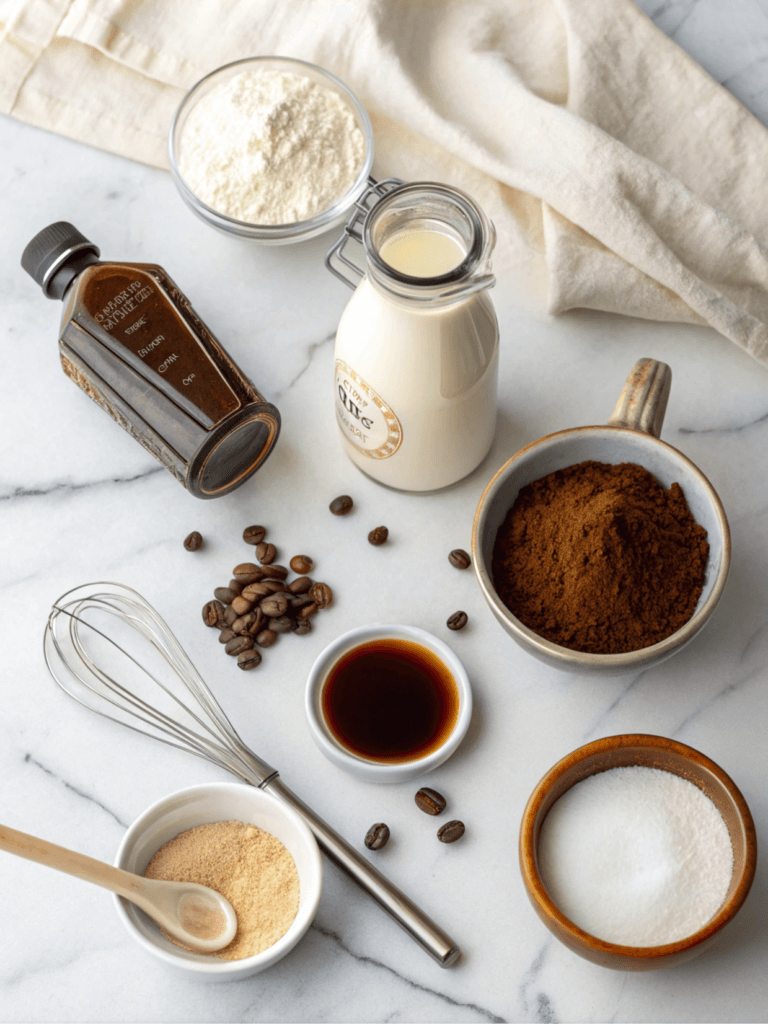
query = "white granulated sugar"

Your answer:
(179, 69), (365, 226)
(538, 765), (733, 946)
